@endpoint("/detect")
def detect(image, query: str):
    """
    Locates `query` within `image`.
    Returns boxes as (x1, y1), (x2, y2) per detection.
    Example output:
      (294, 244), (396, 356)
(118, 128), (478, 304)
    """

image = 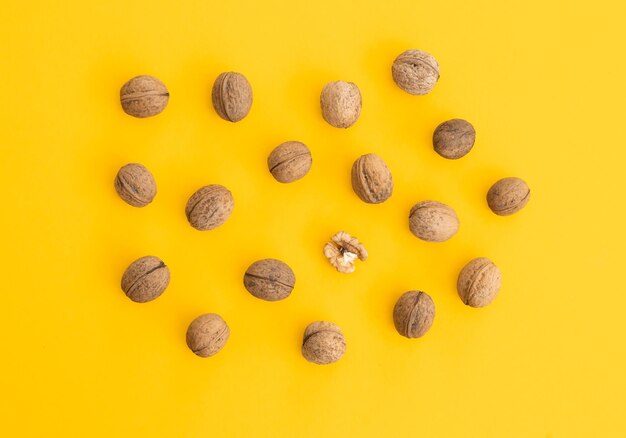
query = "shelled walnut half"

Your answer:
(323, 231), (368, 274)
